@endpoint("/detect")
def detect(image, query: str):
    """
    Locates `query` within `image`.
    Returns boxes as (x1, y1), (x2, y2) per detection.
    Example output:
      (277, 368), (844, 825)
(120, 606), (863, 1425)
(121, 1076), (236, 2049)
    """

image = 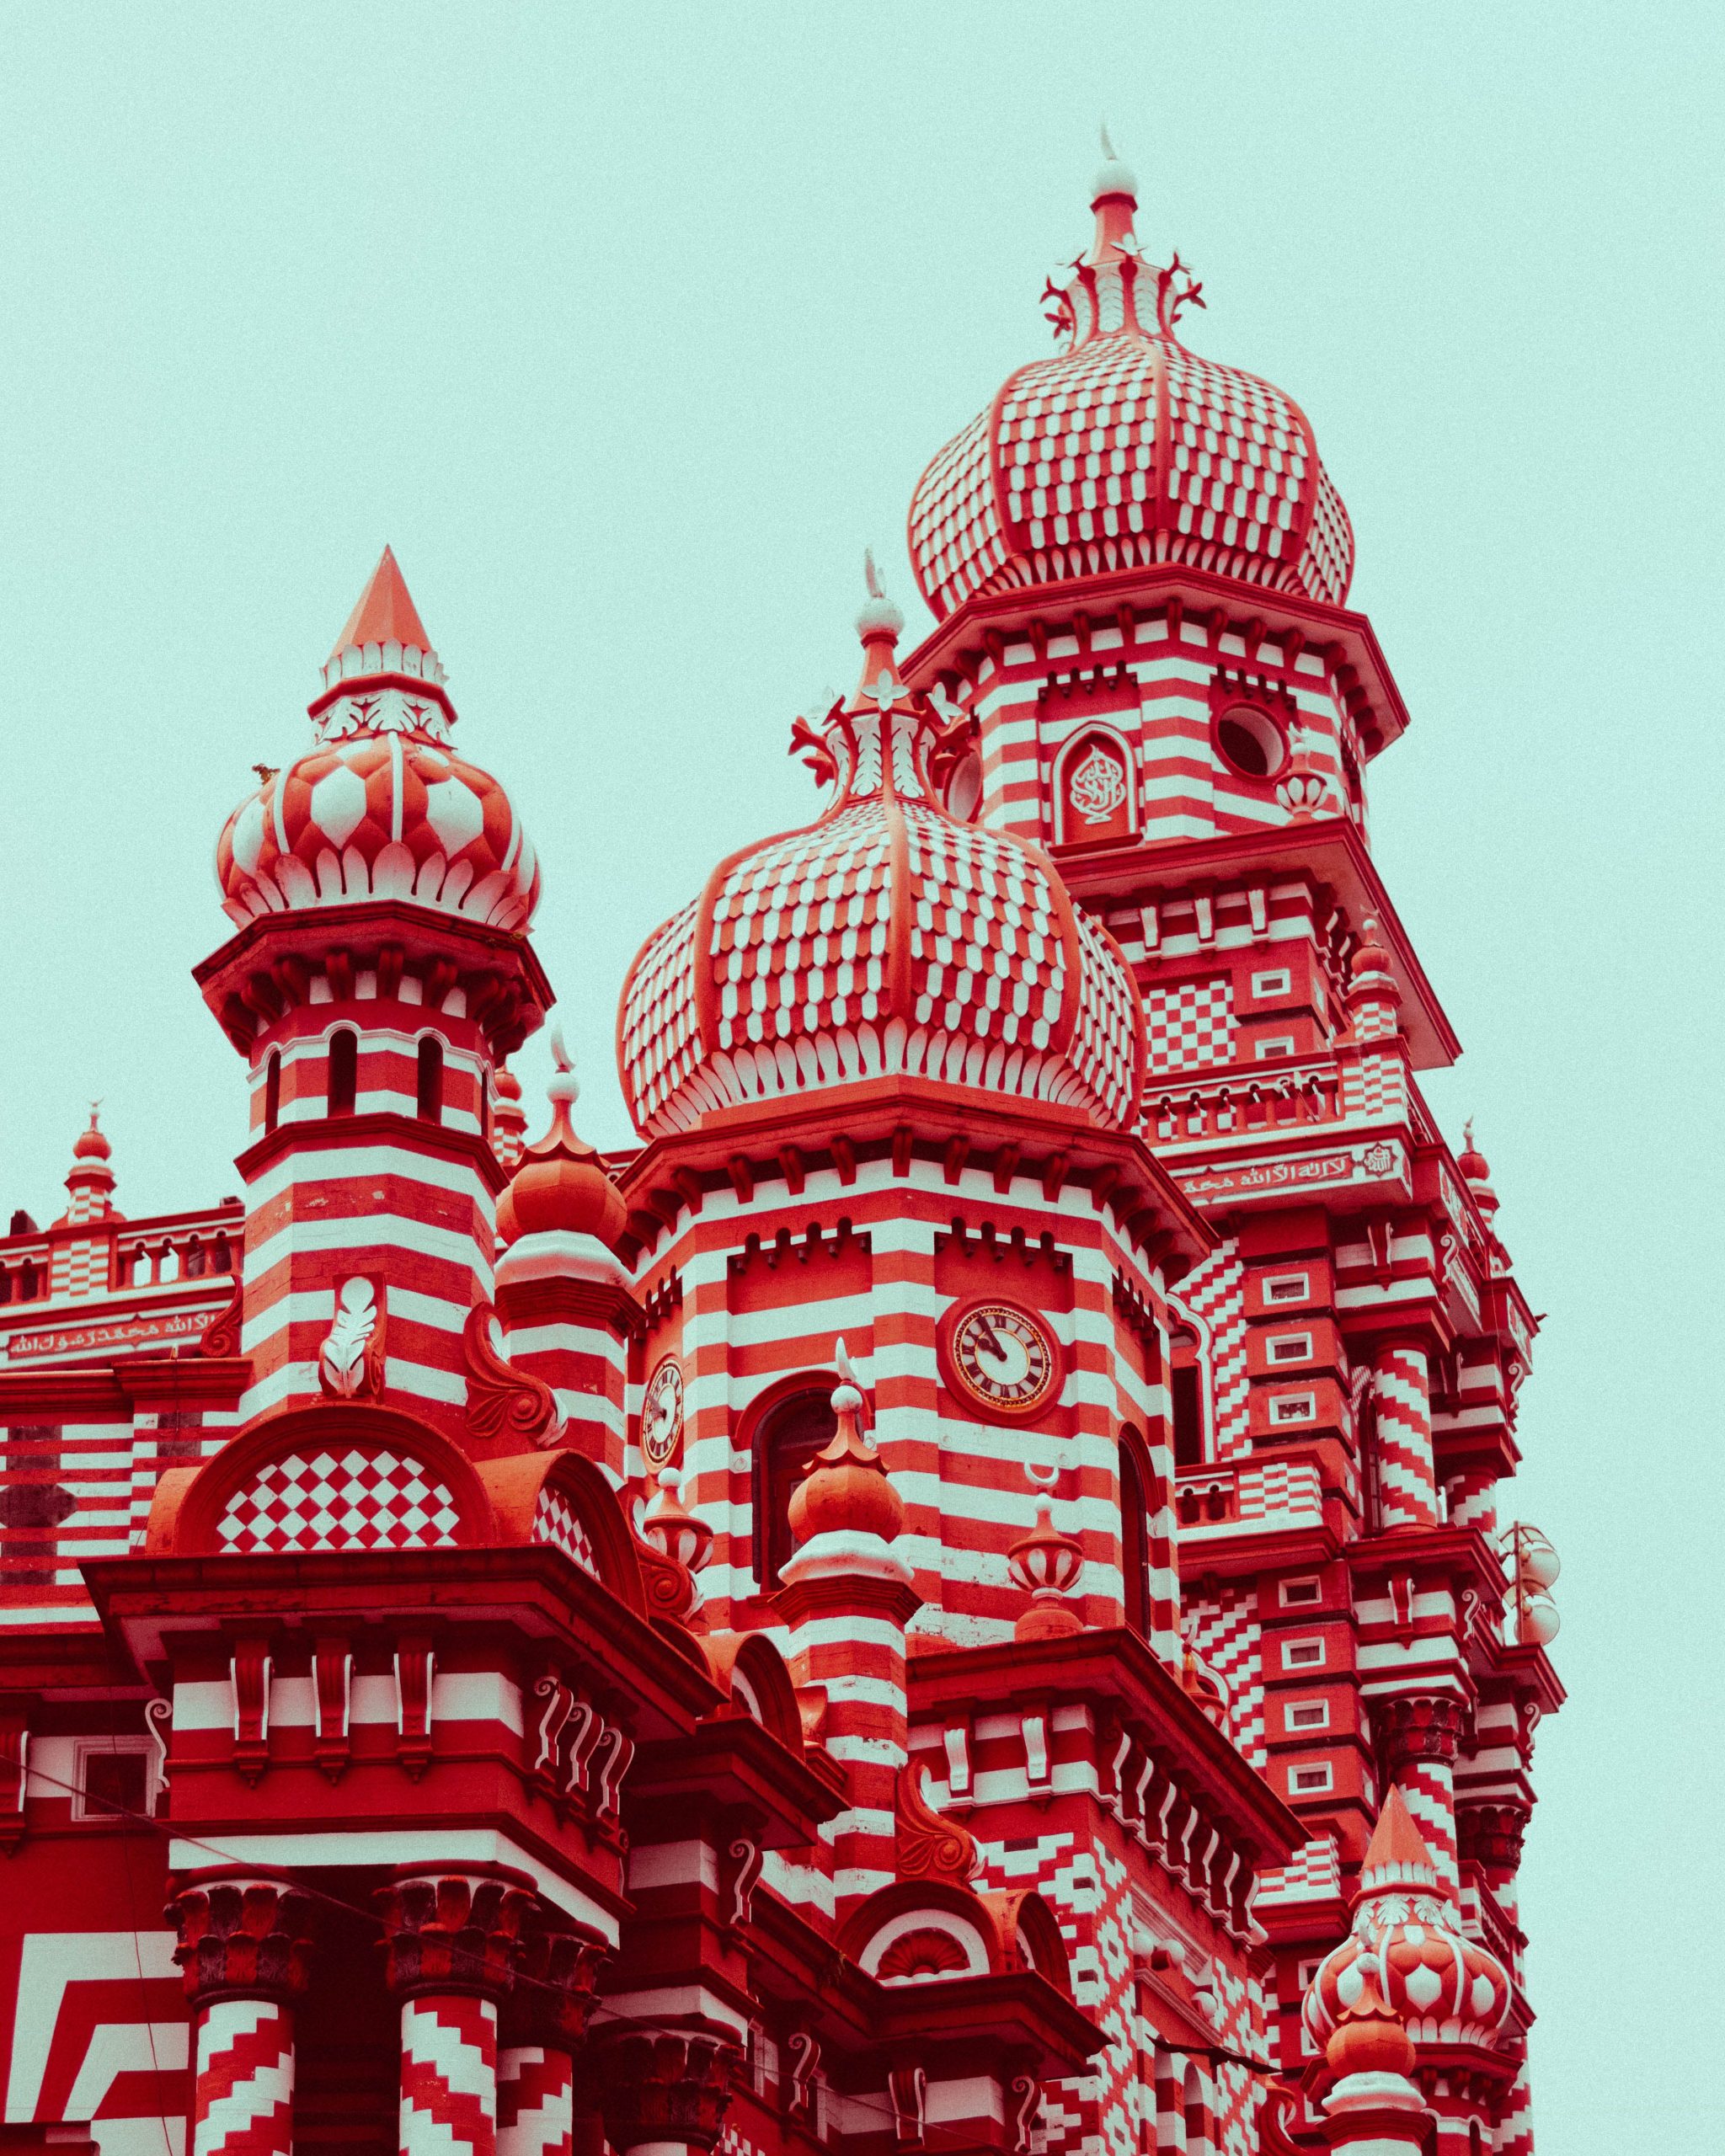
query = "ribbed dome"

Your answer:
(617, 591), (1146, 1138)
(907, 162), (1354, 621)
(216, 549), (540, 934)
